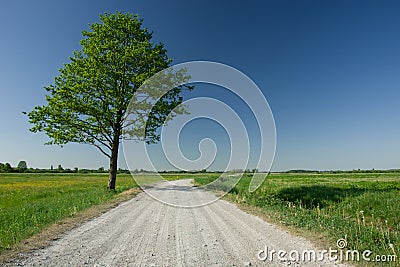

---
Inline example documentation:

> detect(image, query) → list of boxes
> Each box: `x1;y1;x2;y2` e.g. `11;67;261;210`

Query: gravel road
15;179;348;266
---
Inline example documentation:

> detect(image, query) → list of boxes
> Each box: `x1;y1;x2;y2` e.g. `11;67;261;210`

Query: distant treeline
0;163;218;174
0;162;123;174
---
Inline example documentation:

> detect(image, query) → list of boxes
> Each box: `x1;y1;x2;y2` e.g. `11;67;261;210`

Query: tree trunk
108;132;120;190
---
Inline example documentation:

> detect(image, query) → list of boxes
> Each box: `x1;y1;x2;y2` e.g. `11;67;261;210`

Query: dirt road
15;180;347;266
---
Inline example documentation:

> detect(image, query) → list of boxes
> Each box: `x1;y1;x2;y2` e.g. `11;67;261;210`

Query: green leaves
27;11;192;160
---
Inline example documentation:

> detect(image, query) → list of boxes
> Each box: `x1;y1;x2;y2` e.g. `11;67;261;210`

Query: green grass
0;173;138;251
194;172;400;266
0;172;198;252
2;172;399;265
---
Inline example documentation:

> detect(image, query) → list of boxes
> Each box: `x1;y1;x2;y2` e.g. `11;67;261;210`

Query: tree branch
69;119;113;150
92;143;111;158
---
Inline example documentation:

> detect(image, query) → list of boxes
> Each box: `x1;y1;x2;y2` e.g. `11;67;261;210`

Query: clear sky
1;0;399;171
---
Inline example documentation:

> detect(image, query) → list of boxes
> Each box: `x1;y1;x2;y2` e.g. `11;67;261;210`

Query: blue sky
0;0;399;171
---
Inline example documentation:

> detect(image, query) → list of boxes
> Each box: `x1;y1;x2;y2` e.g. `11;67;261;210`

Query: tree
26;12;192;190
3;163;12;172
17;161;28;171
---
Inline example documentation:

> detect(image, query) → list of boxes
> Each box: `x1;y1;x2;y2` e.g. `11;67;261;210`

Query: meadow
1;171;399;266
0;173;139;251
195;172;400;265
0;172;205;252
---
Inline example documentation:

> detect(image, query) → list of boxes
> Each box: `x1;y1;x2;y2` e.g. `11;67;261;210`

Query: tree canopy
26;12;192;189
17;161;28;171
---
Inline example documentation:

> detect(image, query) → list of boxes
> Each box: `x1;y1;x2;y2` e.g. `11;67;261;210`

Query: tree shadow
275;185;366;208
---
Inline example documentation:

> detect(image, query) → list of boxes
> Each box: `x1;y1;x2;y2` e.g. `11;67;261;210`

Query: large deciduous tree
26;12;191;190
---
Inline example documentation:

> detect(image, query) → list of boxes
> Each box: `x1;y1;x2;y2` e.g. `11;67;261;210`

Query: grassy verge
0;173;138;252
194;173;399;266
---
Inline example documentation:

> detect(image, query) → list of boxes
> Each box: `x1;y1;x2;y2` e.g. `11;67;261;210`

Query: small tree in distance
17;161;28;171
4;163;12;173
26;12;192;190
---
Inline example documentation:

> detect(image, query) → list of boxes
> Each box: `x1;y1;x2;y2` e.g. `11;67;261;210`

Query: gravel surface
13;179;349;266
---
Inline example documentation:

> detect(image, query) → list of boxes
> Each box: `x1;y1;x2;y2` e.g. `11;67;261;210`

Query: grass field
1;172;399;265
0;173;139;251
0;172;203;252
195;172;399;265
